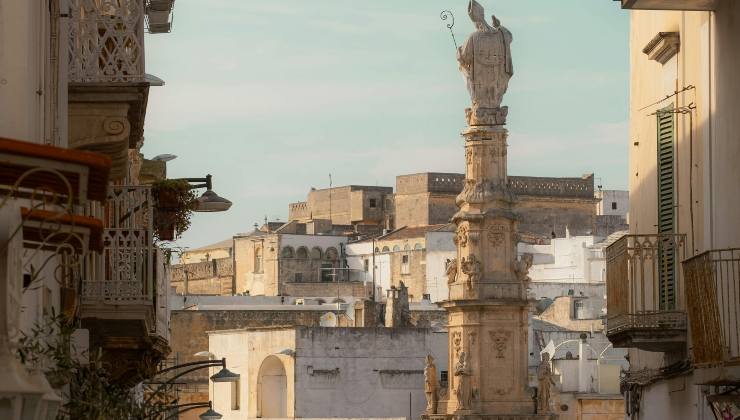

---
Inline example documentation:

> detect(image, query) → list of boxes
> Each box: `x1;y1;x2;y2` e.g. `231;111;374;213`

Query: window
296;246;308;259
413;243;423;251
573;299;586;320
363;259;369;272
325;247;339;260
321;263;333;282
401;254;410;275
393;245;401;252
657;106;676;309
310;247;322;260
231;379;240;410
254;246;263;273
611;202;617;210
281;246;294;259
440;370;449;388
369;198;377;209
381;246;390;253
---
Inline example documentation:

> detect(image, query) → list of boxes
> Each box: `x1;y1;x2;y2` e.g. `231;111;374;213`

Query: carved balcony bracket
643;32;680;65
69;102;131;180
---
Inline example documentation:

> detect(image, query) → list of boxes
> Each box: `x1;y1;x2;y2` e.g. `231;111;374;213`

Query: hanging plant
151;179;196;241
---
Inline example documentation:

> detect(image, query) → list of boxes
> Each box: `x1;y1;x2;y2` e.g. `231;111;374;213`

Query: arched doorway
257;355;287;418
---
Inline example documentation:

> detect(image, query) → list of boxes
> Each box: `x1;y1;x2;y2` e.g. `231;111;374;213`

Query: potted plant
151;179;196;241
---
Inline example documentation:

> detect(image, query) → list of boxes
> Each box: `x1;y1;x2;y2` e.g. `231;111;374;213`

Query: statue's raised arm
457;0;513;125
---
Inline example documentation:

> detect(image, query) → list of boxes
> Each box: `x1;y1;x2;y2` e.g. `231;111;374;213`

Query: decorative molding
643;32;680;65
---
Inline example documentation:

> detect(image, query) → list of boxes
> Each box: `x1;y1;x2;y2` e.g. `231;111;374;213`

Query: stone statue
424;354;439;414
513;253;533;283
461;255;482;290
537;352;556;413
445;258;458;284
454;351;472;410
457;0;513;125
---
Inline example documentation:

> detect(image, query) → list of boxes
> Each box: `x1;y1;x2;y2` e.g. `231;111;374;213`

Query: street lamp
182;174;232;212
199;402;223;420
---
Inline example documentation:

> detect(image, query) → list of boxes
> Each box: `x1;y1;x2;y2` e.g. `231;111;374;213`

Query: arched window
325;247;339;260
296;246;309;259
254;246;263;273
381;246;390;253
392;245;401;252
281;246;295;259
374;247;380;253
257;356;288;418
413;243;423;251
310;247;322;260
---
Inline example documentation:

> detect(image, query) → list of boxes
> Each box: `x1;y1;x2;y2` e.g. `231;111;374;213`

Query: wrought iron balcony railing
606;233;688;352
68;0;145;83
683;248;740;366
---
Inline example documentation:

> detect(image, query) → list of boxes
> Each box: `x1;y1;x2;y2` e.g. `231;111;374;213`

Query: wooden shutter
657;106;676;310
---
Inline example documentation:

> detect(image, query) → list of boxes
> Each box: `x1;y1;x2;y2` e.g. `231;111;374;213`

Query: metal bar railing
683;248;740;365
606;234;687;334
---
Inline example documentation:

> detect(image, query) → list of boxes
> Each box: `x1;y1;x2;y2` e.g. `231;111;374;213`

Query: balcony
81;185;170;384
683;249;740;369
606;234;688;352
615;0;717;10
67;0;152;179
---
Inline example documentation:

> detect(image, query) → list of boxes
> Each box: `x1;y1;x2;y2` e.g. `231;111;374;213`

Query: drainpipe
578;333;588;393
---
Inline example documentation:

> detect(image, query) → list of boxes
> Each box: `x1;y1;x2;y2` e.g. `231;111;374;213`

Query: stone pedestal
422;122;557;420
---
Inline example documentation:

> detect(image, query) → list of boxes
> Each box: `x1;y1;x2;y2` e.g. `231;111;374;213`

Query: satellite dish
320;312;337;327
151;154;177;162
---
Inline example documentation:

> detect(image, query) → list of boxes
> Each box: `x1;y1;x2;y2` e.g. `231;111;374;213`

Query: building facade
1;0;177;416
208;327;447;420
607;1;740;419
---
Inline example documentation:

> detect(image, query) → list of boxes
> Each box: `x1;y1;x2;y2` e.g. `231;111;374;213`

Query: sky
142;0;630;251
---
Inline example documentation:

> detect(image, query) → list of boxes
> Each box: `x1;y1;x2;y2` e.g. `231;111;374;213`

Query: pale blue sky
142;0;630;250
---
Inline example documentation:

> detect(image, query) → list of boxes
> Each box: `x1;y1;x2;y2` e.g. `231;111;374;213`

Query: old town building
607;1;740;419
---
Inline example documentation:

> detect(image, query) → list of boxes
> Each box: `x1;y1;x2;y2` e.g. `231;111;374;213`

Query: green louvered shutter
657;106;676;310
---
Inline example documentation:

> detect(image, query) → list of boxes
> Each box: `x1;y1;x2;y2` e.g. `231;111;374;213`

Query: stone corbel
68;103;131;180
642;32;680;65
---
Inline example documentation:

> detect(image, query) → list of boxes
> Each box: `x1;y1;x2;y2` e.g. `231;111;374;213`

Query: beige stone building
289;185;394;229
606;1;740;419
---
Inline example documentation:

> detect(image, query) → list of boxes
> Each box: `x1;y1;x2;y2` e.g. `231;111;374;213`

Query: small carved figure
445;258;458;284
537;352;556;413
513;253;533;283
461;254;482;290
424;355;439;414
454;351;472;411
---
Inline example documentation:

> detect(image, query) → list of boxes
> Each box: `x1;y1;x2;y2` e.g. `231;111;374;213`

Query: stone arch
392;245;401;252
413;243;423;250
325;247;339;260
257;355;288;418
281;246;295;258
374;247;380;253
310;247;322;260
296;246;309;259
381;246;390;253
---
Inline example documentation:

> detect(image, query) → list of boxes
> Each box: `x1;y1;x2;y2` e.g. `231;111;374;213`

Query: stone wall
281;281;371;299
170;258;233;295
288;185;394;226
393;173;598;235
169;309;351;388
388;249;426;301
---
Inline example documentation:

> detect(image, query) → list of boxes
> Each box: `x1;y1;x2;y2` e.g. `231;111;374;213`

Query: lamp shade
199;406;223;420
210;367;240;383
194;190;232;212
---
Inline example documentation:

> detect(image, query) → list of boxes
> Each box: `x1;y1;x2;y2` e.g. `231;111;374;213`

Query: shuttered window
657;106;676;310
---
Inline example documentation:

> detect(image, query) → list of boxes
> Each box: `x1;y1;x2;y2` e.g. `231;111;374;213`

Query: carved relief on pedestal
454;226;469;248
487;224;507;249
489;331;510;359
452;331;463;355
